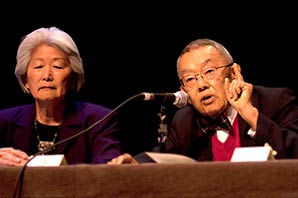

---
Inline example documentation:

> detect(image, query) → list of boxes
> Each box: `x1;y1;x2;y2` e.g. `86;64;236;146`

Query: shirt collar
226;106;237;125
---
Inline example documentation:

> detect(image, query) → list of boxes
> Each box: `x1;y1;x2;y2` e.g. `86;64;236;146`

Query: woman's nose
42;67;53;81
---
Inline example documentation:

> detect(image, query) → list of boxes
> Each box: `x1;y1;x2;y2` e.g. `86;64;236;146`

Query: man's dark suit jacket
166;85;298;161
0;101;122;164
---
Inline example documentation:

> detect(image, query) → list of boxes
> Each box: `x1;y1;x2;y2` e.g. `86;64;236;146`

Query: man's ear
231;63;244;81
180;86;192;105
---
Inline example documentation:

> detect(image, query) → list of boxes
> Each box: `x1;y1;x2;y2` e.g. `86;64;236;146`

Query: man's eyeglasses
180;62;234;89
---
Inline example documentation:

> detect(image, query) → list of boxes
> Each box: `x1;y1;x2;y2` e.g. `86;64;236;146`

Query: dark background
1;3;297;155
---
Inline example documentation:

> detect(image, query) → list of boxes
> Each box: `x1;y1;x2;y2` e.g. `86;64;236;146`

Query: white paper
231;146;272;162
145;152;197;164
27;154;67;167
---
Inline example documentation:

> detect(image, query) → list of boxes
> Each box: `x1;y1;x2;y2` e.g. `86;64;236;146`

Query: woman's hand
0;147;29;166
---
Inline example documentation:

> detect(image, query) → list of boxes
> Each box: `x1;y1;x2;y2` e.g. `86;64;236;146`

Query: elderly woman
0;27;122;165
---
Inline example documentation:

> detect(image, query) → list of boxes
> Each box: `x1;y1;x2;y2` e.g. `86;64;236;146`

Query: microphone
142;91;188;108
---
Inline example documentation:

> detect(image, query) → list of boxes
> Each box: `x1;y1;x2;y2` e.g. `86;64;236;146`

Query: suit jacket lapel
238;91;260;146
13;105;36;154
55;105;84;153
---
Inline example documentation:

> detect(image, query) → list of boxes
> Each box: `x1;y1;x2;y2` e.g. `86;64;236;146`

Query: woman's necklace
34;119;61;153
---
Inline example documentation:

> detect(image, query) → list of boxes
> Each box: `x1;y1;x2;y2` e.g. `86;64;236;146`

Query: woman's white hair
15;26;84;94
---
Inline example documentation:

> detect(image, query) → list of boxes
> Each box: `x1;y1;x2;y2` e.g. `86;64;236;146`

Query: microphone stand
157;105;168;153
